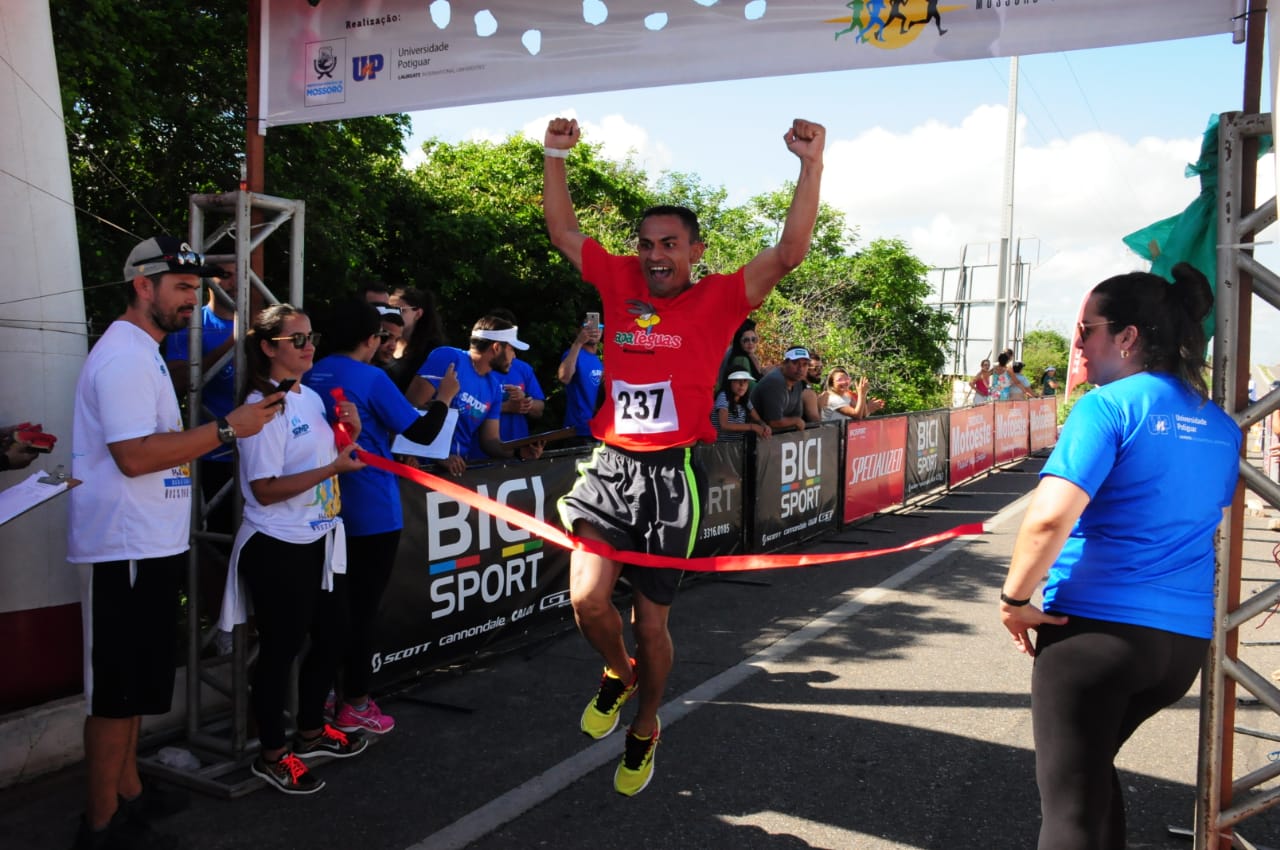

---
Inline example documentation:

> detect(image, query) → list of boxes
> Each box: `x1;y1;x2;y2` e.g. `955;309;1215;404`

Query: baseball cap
726;370;754;381
1045;365;1057;372
783;347;811;361
124;235;225;281
473;326;530;351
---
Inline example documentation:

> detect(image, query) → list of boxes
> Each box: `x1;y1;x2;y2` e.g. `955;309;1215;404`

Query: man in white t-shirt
67;235;279;849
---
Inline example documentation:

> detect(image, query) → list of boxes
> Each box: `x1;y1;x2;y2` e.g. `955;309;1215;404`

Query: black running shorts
557;443;703;606
79;555;185;717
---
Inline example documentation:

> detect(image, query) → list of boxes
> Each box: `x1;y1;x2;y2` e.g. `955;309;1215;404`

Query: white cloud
823;104;1218;352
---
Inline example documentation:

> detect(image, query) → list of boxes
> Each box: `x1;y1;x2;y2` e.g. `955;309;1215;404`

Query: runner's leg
629;592;672;738
569;522;631;679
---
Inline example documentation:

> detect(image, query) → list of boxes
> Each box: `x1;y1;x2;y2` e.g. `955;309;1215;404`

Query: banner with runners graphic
260;0;1232;129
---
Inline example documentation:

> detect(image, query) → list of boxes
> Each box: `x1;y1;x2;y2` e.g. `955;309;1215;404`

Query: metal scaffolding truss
1197;110;1280;849
931;239;1036;377
145;187;305;796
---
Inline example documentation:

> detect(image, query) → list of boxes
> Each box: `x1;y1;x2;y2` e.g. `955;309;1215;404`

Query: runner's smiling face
637;214;704;298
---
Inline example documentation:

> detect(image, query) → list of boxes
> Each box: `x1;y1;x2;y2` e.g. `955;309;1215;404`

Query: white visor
473;326;530;351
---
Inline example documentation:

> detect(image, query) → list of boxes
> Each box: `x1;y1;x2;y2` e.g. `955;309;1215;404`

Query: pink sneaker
334;699;396;735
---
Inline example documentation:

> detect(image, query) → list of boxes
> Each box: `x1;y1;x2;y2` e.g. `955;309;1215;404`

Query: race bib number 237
612;379;678;435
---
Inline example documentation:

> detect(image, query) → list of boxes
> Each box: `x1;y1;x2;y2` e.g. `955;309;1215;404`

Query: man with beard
407;314;545;475
68;236;279;849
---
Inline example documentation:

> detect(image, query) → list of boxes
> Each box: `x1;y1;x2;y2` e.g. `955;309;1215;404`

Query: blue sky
402;33;1279;368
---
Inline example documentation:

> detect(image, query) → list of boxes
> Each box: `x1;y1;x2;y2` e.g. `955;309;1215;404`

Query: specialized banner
260;0;1233;129
994;401;1030;464
754;423;841;550
691;440;748;558
843;416;907;524
905;410;949;499
949;404;994;487
371;454;580;689
1028;397;1058;452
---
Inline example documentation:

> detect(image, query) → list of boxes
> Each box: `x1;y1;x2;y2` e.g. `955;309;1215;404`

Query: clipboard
0;468;80;527
500;427;578;451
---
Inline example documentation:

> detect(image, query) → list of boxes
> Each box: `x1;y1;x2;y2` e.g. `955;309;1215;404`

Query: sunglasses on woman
270;331;321;349
1077;320;1111;341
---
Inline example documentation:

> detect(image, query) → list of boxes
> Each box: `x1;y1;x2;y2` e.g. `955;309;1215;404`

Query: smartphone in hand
584;312;600;330
271;378;297;407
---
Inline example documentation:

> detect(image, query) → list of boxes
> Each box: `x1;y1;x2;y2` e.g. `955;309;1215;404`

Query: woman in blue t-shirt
999;263;1240;850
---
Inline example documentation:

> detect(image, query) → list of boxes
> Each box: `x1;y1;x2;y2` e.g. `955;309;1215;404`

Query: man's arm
741;120;826;307
543;117;588;271
558;330;591;384
107;396;280;478
167;334;235;395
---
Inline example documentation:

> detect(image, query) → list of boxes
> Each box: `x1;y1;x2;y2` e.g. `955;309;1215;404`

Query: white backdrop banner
261;0;1234;129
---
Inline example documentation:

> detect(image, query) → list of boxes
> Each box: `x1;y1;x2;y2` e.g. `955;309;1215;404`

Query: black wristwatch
215;417;238;446
1000;591;1032;607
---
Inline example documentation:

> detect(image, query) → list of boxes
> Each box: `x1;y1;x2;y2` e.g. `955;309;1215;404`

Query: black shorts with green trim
557;442;705;606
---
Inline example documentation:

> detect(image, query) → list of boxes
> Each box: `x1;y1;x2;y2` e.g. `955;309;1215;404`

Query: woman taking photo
222;304;368;795
716;319;763;393
970;358;993;404
999;263;1240;850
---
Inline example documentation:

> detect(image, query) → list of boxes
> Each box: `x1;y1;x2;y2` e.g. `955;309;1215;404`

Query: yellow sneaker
580;659;638;739
613;716;660;797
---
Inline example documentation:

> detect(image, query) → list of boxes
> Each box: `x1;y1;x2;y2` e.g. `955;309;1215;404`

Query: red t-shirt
581;239;752;451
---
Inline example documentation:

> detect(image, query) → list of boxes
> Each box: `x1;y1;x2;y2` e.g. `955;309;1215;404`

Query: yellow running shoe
579;659;637;739
613;716;660;797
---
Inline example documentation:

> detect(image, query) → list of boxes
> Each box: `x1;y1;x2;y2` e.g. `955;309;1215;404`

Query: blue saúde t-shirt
561;346;603;438
1040;371;1240;638
418;347;503;460
497;357;545;442
166;305;235;462
304;354;421;536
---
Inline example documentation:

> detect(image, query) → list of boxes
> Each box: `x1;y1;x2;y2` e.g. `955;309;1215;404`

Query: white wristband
543;147;570;159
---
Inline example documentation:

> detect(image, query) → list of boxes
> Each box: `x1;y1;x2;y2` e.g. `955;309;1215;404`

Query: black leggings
325;530;400;699
238;532;343;749
1032;616;1207;850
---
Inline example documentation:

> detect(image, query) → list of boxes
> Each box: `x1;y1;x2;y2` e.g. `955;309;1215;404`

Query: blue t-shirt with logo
498;357;545;442
1040;371;1240;638
561;346;603;437
303;354;420;536
166;305;235;462
419;348;503;460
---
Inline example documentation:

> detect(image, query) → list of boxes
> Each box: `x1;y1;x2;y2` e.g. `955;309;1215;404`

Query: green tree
51;0;414;332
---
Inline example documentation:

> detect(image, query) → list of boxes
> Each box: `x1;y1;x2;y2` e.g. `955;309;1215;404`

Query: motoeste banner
949;403;994;487
260;0;1234;128
994;400;1030;464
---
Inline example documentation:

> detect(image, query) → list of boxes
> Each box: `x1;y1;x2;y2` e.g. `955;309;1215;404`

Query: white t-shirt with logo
68;320;191;562
238;386;342;544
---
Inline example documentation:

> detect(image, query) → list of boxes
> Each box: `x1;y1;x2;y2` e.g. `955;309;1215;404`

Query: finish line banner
261;0;1233;128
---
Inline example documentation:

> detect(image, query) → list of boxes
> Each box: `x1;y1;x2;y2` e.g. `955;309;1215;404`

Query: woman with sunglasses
304;300;459;739
999;263;1240;849
715;319;763;394
219;304;367;795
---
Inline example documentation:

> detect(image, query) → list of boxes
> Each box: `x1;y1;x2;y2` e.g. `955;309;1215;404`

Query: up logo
353;54;384;81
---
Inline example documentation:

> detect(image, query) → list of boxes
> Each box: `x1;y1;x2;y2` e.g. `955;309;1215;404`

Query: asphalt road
6;455;1280;850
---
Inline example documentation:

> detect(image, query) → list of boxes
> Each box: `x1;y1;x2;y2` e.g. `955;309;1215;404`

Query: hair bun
1169;262;1213;322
